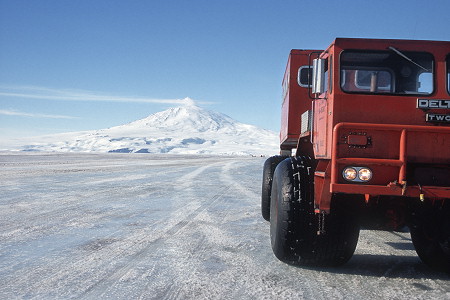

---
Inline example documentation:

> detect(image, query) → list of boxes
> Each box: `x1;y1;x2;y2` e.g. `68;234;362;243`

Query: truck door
312;54;331;158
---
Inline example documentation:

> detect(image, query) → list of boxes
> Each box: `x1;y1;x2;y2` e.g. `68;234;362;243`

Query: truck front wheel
270;156;359;266
410;199;450;273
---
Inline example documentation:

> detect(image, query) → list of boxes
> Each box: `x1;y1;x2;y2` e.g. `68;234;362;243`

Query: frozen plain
0;152;449;299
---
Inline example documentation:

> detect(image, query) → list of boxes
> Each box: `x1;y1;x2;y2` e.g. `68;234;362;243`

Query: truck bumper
330;122;450;200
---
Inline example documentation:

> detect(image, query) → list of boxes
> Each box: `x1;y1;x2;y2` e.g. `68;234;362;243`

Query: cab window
340;50;434;95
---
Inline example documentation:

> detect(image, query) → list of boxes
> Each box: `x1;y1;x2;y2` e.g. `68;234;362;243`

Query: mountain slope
12;104;279;156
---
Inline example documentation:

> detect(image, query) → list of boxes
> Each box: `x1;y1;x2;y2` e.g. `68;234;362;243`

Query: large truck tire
410;199;450;273
270;156;360;266
261;155;286;221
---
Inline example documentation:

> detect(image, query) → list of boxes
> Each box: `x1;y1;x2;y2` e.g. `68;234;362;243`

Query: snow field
0;153;449;299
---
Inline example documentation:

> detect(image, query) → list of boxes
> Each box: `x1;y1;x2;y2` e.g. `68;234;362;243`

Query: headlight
358;168;372;181
343;167;357;181
343;166;372;182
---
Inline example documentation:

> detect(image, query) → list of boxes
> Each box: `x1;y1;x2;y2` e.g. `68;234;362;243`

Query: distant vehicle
262;38;450;272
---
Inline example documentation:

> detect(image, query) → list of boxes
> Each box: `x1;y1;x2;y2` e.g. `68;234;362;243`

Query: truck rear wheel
261;155;286;221
270;156;359;266
410;200;450;273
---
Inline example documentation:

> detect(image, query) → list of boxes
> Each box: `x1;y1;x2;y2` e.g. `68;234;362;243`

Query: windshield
340;50;434;95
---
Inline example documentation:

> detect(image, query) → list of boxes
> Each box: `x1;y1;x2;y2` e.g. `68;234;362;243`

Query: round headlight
343;167;357;181
358;168;372;181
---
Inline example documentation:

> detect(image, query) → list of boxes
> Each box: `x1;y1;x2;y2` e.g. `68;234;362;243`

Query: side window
447;55;450;95
324;59;330;93
297;66;312;87
328;56;333;93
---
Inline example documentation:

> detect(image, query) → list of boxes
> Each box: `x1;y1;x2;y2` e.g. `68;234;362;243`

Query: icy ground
1;153;449;299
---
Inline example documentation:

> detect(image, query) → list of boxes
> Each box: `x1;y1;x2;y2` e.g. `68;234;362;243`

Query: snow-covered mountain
8;103;279;156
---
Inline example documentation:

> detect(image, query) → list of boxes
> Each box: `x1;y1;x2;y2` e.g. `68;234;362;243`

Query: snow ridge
10;103;279;156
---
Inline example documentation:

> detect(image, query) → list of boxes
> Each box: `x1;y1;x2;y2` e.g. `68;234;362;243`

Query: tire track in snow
219;160;260;199
81;188;231;299
78;161;232;299
135;159;253;299
154;197;239;298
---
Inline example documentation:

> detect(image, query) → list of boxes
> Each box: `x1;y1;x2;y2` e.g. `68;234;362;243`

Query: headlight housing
342;166;372;182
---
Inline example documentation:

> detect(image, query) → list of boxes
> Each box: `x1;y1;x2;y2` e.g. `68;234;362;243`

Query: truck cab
311;38;450;211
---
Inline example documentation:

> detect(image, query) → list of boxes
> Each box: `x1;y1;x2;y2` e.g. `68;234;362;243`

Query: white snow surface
2;103;279;156
1;153;449;299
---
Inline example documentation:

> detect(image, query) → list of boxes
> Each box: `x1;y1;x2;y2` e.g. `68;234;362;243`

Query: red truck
262;38;450;272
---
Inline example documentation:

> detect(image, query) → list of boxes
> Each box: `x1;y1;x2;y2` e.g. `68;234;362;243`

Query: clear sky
1;0;449;141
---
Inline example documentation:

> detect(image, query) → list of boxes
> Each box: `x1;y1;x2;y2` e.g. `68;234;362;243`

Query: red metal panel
280;50;321;150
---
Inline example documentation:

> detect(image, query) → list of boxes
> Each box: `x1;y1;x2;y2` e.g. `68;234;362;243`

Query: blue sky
1;0;449;141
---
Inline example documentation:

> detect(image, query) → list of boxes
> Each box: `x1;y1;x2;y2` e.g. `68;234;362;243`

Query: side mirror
312;58;325;94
